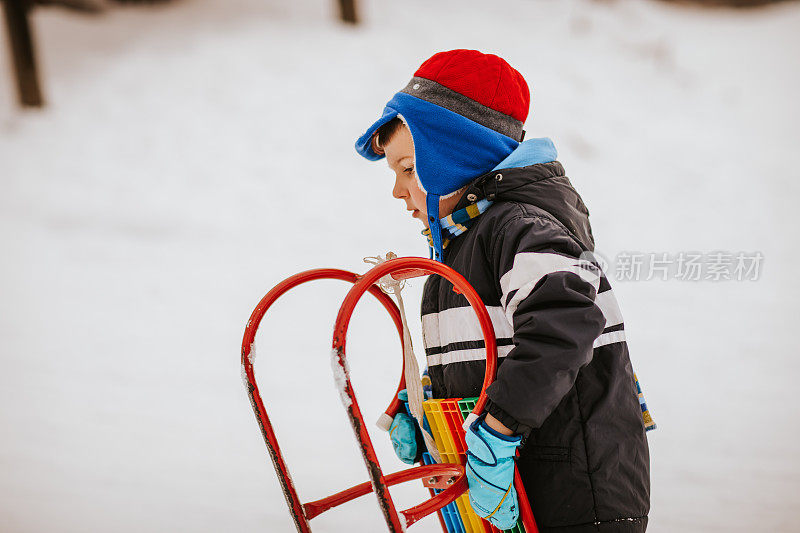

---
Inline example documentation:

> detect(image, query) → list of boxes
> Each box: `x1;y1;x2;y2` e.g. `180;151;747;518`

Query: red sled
241;256;540;532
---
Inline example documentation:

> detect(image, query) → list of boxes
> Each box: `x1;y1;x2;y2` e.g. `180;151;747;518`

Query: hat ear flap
426;193;443;262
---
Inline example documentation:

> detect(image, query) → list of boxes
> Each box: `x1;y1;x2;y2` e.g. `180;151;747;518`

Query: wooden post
337;0;358;24
2;0;44;107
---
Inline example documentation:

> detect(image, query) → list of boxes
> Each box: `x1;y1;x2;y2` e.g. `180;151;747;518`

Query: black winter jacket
421;161;650;532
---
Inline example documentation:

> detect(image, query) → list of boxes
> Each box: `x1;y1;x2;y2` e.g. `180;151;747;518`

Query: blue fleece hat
355;50;530;261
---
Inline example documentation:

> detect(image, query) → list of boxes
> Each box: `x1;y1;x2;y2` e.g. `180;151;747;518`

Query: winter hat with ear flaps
355;49;531;262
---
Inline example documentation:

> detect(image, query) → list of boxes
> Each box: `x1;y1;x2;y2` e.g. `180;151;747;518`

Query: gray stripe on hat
401;76;525;141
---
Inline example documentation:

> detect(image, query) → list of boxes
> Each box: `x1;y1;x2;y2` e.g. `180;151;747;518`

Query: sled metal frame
241;257;539;532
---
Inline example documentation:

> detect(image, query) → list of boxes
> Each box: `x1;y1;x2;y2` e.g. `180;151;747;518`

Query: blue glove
465;415;522;530
389;390;421;464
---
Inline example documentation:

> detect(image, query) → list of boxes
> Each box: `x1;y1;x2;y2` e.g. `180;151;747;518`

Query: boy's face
382;125;430;228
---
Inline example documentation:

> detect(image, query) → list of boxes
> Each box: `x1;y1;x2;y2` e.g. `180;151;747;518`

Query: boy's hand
465;415;522;530
388;390;421;464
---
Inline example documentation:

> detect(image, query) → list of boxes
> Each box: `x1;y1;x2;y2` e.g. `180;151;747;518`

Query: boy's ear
370;133;384;156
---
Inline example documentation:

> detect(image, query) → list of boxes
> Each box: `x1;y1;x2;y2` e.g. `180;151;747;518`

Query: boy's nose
392;174;406;199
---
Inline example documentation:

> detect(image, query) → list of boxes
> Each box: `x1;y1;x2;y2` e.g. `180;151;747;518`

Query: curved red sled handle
330;257;499;531
368;259;499;429
241;268;407;532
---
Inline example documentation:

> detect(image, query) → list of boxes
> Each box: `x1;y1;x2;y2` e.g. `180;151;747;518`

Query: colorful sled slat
417;397;528;533
423;452;466;533
423;400;485;533
423;400;464;465
457;398;478;421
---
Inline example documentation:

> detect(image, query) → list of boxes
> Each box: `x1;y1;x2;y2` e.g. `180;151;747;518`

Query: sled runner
241;256;539;532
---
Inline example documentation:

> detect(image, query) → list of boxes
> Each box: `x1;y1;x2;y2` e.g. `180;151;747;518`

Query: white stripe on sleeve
594;329;626;348
500;252;602;324
595;289;624;328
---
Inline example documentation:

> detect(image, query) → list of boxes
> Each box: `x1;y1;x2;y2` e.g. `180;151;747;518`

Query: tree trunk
3;0;44;107
338;0;358;24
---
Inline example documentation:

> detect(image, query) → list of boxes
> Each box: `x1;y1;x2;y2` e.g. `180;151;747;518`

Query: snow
244;341;256;367
330;348;353;409
1;0;799;532
399;512;409;532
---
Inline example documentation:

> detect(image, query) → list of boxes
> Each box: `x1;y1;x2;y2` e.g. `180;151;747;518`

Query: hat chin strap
426;193;444;262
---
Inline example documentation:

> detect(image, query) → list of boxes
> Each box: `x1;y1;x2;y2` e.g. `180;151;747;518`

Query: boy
355;49;650;532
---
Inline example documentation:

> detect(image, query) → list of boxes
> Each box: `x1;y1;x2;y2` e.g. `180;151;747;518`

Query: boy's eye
404;167;415;174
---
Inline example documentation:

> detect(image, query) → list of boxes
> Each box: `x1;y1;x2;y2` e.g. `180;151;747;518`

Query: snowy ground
1;0;799;531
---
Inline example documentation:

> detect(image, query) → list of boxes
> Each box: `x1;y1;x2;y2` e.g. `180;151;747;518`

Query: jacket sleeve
484;211;606;436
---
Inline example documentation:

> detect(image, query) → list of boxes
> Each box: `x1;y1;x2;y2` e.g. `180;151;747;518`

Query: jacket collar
421;137;562;254
448;137;595;252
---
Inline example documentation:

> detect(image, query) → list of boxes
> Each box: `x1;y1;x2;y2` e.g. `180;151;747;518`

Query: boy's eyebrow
389;154;413;167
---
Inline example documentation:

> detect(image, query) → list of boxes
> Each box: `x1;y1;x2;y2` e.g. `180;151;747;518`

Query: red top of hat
414;49;530;124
